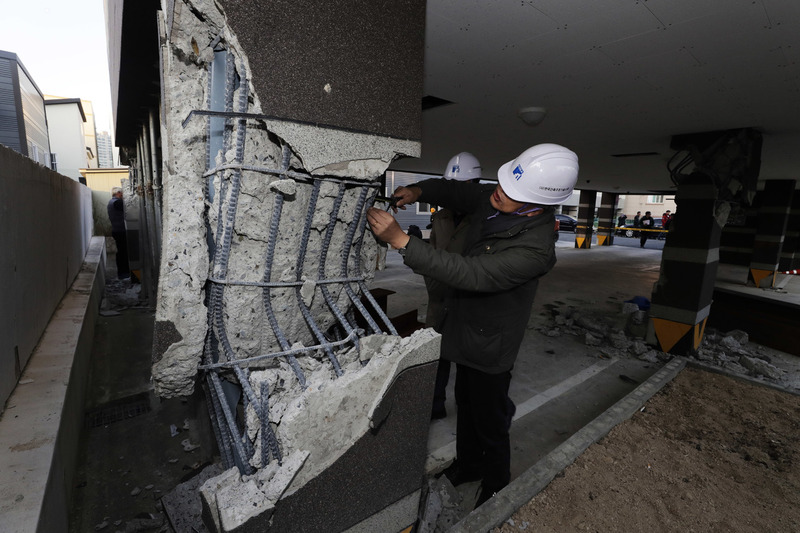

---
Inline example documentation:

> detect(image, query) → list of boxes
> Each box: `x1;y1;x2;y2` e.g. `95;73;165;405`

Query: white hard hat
443;152;482;181
497;144;579;205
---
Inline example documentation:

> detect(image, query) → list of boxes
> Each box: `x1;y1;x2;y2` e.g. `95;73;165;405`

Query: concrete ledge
0;237;106;533
450;357;687;533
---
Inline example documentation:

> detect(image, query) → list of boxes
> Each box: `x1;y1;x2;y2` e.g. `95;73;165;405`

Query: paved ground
68;237;799;531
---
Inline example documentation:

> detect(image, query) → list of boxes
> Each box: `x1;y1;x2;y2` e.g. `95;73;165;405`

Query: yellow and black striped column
649;173;720;354
575;189;596;249
596;192;618;246
779;189;800;271
719;202;757;266
748;180;796;287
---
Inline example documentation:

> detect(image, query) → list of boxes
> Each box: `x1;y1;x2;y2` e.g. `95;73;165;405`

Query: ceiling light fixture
517;106;548;126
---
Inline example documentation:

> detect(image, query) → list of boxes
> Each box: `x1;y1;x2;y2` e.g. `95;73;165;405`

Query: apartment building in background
96;130;114;167
44;97;88;181
0;50;52;168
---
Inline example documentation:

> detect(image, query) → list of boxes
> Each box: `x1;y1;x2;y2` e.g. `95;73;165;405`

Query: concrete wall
0;144;93;412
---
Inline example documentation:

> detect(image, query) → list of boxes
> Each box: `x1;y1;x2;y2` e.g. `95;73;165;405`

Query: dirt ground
496;367;800;533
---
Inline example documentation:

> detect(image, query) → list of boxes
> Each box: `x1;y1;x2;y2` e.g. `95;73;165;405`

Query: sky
0;0;114;136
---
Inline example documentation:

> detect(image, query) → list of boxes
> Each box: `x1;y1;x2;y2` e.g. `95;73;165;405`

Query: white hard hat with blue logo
443;152;482;181
497;143;579;205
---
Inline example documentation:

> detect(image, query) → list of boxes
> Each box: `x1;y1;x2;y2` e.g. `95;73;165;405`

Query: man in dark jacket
367;144;579;507
639;210;654;248
107;186;131;279
428;151;482;420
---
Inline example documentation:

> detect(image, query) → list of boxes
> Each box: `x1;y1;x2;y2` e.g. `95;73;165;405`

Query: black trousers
112;230;130;278
432;358;451;413
454;364;513;492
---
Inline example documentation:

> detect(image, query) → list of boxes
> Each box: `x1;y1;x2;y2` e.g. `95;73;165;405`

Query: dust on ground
496;367;800;532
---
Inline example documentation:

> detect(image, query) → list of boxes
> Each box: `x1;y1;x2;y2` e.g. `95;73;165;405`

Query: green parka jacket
401;179;557;374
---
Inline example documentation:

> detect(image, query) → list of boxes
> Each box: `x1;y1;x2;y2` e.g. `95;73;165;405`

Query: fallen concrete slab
200;329;440;532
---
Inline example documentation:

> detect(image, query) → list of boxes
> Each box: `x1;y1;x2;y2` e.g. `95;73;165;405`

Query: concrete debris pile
696;329;786;382
536;305;668;364
538;305;789;387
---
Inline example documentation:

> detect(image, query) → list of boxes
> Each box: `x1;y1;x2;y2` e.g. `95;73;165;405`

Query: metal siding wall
0;57;22;151
17;64;50;164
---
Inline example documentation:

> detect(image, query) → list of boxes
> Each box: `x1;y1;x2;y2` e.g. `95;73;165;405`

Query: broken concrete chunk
726;329;749;345
720;335;742;351
739;355;783;380
181;438;200;452
638;350;660;364
298;278;315;307
269;178;297;196
574;314;608;335
621;302;640;314
584;332;602;346
629;340;649;356
254;450;309;502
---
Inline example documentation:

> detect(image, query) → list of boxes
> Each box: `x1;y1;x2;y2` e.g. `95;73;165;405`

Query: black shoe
475;483;506;509
437;461;482;487
431;405;447;420
475;487;495;508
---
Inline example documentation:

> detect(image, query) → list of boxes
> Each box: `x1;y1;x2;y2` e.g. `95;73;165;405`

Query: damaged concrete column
151;0;435;531
649;173;720;354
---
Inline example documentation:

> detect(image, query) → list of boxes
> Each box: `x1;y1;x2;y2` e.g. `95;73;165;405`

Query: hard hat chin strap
512;204;543;216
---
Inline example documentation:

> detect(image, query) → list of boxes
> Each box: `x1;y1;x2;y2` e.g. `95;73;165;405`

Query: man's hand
390;186;422;212
367;208;411;250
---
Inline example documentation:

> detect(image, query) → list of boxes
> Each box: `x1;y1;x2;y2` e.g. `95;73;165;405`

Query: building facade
0;50;52;168
96;130;114;167
44;98;88;180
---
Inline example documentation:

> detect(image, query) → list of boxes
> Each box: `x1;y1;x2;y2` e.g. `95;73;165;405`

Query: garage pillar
648;173;720;354
596;192;617;246
575;189;596;249
748;179;796;287
778;189;800;272
719;202;757;267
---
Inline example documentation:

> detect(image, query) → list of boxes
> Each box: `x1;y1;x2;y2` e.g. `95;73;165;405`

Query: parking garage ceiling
389;0;800;194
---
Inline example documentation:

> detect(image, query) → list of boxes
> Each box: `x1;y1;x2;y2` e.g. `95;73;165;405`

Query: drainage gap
84;392;152;428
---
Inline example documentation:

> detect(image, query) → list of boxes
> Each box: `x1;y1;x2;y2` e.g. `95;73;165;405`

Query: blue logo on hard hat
513;164;524;181
452;165;460;174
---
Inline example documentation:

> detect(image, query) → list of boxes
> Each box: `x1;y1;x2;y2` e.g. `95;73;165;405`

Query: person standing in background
428;152;482;420
107;187;131;280
639;210;654;248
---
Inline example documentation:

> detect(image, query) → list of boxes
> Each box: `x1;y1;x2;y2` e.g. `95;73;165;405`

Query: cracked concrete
201;330;440;532
151;1;428;531
154;0;420;398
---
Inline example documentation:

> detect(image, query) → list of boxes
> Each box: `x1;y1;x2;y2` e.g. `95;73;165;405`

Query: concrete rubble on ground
416;476;468;533
538;303;793;389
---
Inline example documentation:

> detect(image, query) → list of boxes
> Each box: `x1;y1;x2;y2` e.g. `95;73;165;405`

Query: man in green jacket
367;143;579;507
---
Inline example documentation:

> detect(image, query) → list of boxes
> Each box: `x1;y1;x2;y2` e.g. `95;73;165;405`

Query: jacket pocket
460;323;504;368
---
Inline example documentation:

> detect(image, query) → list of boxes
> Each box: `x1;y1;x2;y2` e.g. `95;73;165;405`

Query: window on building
647;195;664;204
417;202;431;215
